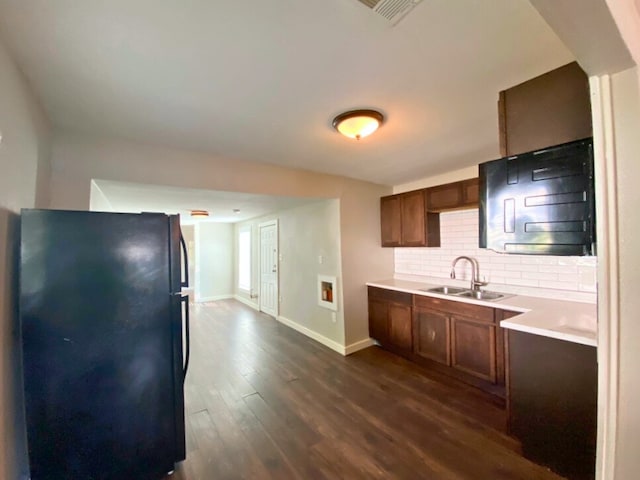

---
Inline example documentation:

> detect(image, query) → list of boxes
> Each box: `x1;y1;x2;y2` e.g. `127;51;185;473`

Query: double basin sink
419;286;507;301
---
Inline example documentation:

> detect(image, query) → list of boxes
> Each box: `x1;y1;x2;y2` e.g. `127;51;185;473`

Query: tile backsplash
394;209;597;300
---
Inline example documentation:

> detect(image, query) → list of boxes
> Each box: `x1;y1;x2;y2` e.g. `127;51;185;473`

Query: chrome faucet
450;256;489;292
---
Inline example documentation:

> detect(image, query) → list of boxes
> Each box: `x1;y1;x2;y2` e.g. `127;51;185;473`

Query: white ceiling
93;179;321;223
0;0;574;185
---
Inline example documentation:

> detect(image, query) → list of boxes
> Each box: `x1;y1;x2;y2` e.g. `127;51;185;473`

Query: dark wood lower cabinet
368;287;596;478
413;307;450;365
411;295;504;397
367;287;413;355
368;299;389;344
450;315;496;383
507;330;597;480
368;290;515;400
388;303;412;351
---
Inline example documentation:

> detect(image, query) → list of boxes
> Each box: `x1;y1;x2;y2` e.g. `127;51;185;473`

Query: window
238;228;251;291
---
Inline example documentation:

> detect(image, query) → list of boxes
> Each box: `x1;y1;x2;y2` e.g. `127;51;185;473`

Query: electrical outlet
331;312;337;323
318;255;323;264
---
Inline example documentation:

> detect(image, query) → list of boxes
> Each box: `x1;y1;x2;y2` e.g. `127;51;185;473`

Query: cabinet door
461;178;479;207
498;62;591;157
508;330;597;480
368;299;388;343
380;195;402;247
413;307;450;365
426;179;479;212
400;190;426;246
388;303;412;352
426;182;462;211
451;315;496;383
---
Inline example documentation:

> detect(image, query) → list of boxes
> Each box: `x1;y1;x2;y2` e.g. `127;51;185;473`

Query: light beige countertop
366;278;597;347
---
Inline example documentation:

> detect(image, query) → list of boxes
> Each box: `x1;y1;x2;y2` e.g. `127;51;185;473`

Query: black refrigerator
19;209;189;480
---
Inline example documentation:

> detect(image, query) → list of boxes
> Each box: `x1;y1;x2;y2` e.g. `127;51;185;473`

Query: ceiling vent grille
355;0;423;25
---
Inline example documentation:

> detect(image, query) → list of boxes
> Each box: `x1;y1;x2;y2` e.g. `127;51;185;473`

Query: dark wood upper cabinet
380;178;479;247
400;190;427;246
380;190;440;247
498;62;592;157
380;195;402;246
461;178;479;205
426;178;479;212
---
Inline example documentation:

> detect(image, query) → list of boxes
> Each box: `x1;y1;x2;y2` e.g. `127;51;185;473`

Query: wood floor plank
163;300;565;480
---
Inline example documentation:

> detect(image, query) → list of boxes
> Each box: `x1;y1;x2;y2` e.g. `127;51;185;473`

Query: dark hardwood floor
165;300;564;480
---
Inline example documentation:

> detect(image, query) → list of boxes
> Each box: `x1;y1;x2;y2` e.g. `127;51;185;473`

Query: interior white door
259;220;278;317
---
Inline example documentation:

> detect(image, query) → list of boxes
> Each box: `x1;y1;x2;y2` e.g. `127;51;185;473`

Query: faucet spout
450;256;488;292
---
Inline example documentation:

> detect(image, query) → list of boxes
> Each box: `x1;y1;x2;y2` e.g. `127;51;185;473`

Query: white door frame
258;219;279;317
590;75;619;480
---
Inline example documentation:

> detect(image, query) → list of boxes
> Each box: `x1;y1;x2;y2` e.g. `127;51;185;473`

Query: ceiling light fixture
190;209;209;218
332;109;384;140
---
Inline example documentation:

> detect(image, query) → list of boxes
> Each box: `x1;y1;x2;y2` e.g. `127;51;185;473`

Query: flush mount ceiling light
332;109;384;140
190;209;209;218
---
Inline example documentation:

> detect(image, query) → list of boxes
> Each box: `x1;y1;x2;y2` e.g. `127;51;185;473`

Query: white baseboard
274;317;376;356
233;294;259;311
344;338;376;355
276;315;347;356
197;294;233;303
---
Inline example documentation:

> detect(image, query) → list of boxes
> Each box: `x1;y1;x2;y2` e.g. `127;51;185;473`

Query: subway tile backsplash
394;209;597;300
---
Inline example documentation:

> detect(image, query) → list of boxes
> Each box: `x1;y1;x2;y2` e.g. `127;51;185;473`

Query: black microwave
479;138;595;256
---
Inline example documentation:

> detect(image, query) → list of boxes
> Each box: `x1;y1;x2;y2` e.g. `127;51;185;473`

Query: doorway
259;219;278;317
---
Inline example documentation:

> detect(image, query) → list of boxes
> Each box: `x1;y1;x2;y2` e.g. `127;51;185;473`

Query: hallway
166;300;562;480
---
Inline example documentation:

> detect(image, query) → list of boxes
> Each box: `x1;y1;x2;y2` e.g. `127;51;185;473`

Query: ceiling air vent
355;0;423;25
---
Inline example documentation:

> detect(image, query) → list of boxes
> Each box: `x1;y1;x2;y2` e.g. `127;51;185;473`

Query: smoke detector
354;0;423;25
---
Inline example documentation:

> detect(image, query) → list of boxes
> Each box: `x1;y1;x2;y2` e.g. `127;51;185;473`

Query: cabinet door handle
430;330;436;341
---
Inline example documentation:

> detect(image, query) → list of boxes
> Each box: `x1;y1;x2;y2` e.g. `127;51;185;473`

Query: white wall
89;179;115;212
195;222;233;302
0;39;51;480
393;165;478;194
49;131;394;348
180;224;196;291
395;209;597;301
610;66;640;480
234;200;346;348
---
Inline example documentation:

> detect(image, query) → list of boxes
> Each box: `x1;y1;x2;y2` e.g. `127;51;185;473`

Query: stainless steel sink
456;290;505;301
421;286;469;295
418;286;508;301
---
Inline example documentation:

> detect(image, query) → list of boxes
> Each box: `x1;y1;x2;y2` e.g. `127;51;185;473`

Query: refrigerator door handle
181;295;190;380
180;234;189;288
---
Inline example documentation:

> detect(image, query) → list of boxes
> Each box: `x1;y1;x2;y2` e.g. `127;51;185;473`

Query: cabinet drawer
413;295;494;323
368;287;412;305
